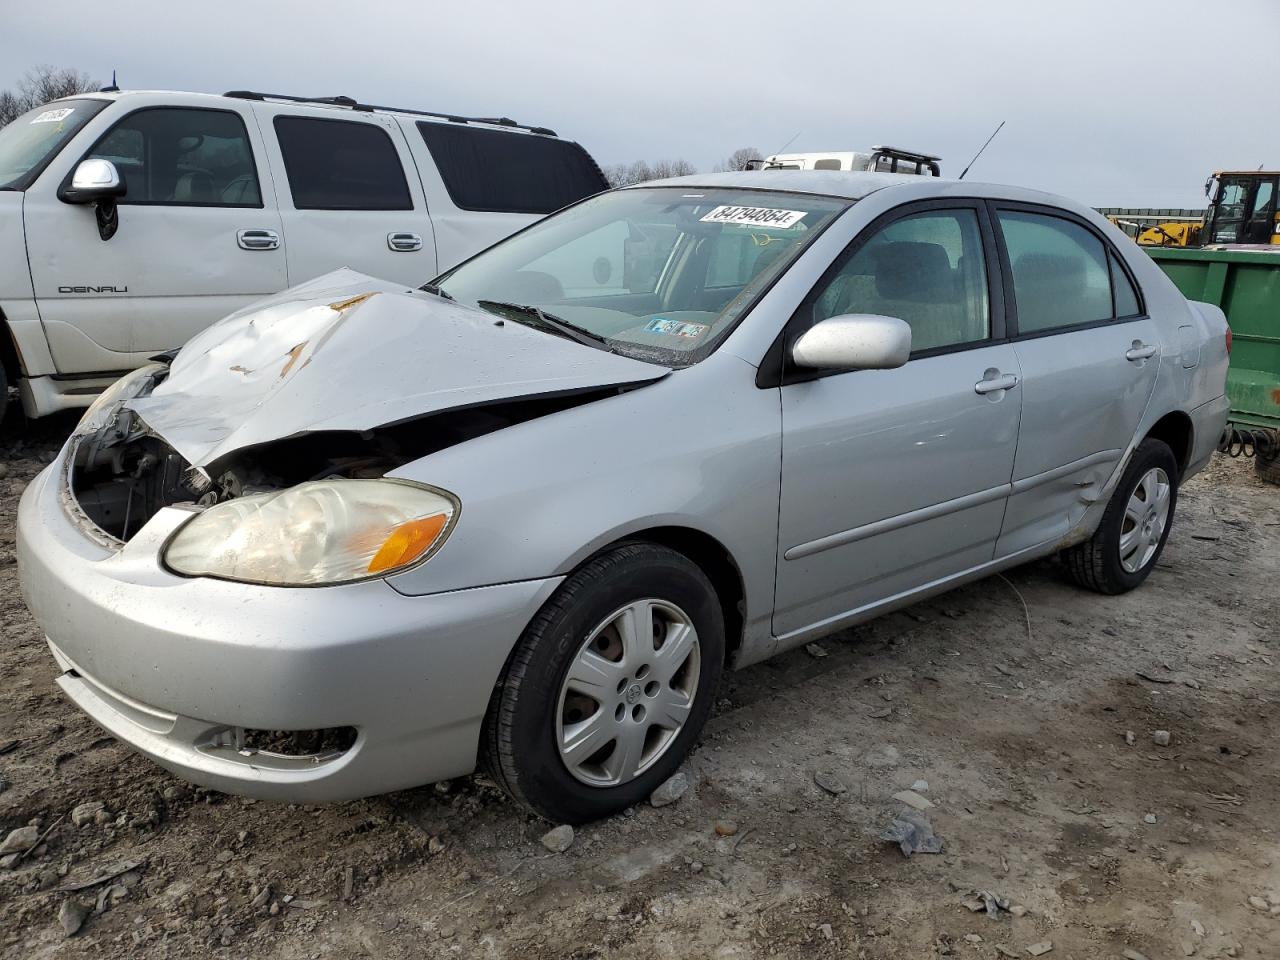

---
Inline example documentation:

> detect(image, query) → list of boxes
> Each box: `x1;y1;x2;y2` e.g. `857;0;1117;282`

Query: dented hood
126;269;669;466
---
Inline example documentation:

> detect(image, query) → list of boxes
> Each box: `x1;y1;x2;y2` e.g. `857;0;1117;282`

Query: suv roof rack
222;90;558;137
871;145;942;163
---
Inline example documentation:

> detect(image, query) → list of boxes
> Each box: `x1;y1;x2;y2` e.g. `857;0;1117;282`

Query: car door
258;108;435;285
773;201;1022;641
23;103;287;373
991;204;1162;557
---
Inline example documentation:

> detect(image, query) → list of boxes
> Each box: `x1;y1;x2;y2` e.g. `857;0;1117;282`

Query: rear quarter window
416;122;607;214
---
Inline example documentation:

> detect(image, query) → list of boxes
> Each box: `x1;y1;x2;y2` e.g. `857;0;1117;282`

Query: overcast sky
3;0;1276;207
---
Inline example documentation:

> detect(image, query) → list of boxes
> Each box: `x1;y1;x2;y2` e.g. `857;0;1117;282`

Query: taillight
1225;327;1233;354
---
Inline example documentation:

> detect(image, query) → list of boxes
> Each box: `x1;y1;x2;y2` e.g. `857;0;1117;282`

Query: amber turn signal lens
367;513;449;573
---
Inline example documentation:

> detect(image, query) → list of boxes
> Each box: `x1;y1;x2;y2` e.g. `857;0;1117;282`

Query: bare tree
0;65;100;127
715;147;763;172
602;158;697;188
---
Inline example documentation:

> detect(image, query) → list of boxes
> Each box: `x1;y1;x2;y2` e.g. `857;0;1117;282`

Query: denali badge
58;285;129;294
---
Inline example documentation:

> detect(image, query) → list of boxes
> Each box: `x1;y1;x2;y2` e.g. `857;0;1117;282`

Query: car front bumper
16;459;562;802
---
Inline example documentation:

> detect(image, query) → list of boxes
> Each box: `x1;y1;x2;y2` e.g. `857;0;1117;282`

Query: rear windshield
417;121;608;214
0;98;108;190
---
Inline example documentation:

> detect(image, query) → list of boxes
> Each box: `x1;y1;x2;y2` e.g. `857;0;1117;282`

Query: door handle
387;232;423;252
237;229;280;251
1125;341;1158;361
974;372;1019;395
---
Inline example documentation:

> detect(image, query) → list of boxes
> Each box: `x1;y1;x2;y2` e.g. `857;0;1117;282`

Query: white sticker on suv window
699;205;806;229
31;108;74;124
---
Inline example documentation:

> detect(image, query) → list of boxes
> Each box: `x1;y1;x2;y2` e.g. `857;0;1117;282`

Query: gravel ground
2;409;1278;960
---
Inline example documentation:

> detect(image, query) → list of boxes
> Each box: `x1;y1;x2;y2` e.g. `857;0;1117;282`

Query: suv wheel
483;542;724;823
1062;438;1179;595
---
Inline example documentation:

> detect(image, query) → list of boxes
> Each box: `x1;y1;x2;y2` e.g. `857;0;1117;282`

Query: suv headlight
75;362;167;436
164;479;459;586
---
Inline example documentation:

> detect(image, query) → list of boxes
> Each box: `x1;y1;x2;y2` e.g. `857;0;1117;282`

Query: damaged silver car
17;171;1230;823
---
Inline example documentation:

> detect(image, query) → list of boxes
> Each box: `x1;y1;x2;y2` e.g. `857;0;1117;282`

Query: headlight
76;362;167;436
163;479;459;586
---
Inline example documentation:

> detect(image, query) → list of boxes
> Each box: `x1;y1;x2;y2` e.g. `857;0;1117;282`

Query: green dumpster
1145;247;1280;482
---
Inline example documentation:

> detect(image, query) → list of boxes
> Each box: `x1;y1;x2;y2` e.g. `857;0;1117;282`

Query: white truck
749;145;942;176
0;89;609;420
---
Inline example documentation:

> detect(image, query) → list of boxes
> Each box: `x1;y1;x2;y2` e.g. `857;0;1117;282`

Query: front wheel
482;542;724;823
1061;438;1179;595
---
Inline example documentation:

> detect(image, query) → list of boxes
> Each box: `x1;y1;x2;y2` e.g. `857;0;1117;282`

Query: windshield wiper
476;300;610;350
419;282;455;301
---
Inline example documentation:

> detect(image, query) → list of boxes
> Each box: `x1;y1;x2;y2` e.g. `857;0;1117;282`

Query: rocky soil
2;410;1278;959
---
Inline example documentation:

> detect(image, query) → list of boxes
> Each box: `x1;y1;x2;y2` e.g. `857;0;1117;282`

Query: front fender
383;352;781;644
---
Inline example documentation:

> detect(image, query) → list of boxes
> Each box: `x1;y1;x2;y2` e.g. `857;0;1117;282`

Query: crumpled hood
126;269;669;466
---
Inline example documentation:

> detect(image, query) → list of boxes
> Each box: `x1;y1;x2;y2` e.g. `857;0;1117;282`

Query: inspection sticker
31;108;74;124
645;317;708;338
699;205;806;229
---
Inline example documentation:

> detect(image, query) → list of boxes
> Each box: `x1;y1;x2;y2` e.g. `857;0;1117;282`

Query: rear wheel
483;542;724;823
1062;438;1179;595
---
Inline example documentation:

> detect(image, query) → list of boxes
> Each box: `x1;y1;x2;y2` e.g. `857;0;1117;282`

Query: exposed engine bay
70;372;629;542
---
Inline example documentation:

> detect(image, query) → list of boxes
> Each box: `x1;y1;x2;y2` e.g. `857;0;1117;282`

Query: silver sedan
17;171;1230;823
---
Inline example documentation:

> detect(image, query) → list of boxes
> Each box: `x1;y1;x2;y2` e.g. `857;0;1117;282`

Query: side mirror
60;159;125;242
61;159;126;203
791;314;912;372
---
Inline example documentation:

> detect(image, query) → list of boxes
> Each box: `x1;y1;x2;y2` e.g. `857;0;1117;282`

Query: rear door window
85;107;261;206
273;116;412;210
997;211;1113;333
416;122;607;214
1110;252;1141;318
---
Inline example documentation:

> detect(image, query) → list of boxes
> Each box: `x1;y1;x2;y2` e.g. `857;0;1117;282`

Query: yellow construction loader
1111;170;1280;248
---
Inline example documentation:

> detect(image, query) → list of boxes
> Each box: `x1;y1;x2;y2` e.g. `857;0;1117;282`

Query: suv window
998;211;1116;333
86;107;261;206
417;122;607;214
274;116;411;211
809;209;990;353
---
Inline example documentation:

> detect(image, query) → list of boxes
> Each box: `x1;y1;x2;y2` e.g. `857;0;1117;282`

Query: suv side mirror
59;159;126;241
62;159;126;203
791;314;912;371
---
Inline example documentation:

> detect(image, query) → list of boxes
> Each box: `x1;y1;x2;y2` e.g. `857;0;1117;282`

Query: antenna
100;70;119;93
772;131;801;157
958;120;1005;181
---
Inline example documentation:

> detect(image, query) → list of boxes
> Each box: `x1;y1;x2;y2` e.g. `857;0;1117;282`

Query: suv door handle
388;232;423;252
237;229;280;251
974;372;1019;395
1125;341;1158;361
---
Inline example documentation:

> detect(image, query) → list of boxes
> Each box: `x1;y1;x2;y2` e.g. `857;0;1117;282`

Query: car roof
633;169;916;200
632;170;1103;221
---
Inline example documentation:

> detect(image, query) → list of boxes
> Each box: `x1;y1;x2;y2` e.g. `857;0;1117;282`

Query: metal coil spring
1219;425;1276;459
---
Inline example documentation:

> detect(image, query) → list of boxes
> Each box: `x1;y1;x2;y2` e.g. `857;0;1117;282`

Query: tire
1062;438;1179;595
0;363;8;428
483;542;724;823
1256;435;1280;486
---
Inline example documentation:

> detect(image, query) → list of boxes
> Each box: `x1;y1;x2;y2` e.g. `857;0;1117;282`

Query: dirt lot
1;411;1278;960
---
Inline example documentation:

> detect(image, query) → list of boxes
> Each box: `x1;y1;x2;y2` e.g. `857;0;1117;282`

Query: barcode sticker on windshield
31;108;74;124
700;205;806;229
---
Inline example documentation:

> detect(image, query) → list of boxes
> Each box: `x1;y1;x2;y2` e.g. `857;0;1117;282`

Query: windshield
435;186;848;364
0;98;109;190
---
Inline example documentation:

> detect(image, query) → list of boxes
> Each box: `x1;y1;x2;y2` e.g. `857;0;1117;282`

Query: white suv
0;89;608;420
